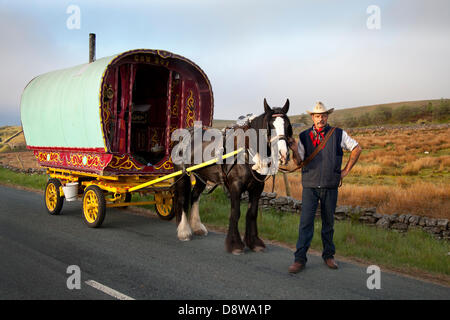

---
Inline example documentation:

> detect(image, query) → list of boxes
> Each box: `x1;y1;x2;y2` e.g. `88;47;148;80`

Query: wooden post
282;172;291;197
16;154;24;170
89;33;96;63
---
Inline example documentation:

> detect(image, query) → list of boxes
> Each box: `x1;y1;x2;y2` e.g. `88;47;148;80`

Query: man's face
311;113;328;129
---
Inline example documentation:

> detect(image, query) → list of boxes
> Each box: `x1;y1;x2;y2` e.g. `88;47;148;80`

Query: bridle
247;113;291;183
268;113;288;144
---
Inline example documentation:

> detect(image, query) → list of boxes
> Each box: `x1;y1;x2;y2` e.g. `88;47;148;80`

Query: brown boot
324;258;338;269
288;261;305;273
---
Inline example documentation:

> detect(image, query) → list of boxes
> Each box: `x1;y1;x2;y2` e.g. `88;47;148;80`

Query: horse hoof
192;224;208;236
231;249;244;255
177;232;192;241
252;246;265;252
194;229;208;236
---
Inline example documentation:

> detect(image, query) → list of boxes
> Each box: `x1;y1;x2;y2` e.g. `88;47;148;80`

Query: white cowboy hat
306;101;334;115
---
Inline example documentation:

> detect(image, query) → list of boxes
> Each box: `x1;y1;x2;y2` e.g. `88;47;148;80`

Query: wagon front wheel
82;185;106;228
45;179;64;215
154;191;174;220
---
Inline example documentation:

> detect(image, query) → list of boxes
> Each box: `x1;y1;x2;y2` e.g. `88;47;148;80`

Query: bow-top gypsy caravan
20;48;217;227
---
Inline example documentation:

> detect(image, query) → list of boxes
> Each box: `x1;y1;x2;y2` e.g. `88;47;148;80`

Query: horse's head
263;98;293;166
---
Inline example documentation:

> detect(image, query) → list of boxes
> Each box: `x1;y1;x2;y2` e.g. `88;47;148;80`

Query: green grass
1;167;449;280
0;167;47;189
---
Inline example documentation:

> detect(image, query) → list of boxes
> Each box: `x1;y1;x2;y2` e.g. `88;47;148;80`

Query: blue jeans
294;187;338;264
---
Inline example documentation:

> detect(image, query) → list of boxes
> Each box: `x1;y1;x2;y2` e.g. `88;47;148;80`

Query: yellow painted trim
128;148;243;192
106;201;156;208
46;168;119;181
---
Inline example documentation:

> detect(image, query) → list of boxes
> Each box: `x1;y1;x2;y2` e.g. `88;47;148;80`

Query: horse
172;98;298;255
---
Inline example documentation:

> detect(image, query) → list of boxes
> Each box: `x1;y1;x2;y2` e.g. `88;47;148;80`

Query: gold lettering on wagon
133;54;169;67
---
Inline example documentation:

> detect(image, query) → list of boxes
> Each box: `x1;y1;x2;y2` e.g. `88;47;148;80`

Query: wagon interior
109;64;172;167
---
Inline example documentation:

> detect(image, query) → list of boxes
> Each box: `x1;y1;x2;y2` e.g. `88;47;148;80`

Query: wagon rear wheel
45;179;64;215
154;191;174;220
82;185;106;228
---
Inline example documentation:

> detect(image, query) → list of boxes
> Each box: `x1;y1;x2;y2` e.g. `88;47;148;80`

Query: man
288;102;362;273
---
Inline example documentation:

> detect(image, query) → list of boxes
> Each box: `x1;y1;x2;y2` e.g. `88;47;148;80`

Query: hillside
290;99;450;128
0;126;25;152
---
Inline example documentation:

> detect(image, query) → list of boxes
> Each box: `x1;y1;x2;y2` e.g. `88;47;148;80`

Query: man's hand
341;168;350;179
340;145;362;182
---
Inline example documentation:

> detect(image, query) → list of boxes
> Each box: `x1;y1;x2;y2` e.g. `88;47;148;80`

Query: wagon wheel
44;178;64;215
82;185;106;228
154;191;174;220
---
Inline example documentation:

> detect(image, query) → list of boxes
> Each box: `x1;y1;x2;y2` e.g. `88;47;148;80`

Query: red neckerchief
309;125;326;147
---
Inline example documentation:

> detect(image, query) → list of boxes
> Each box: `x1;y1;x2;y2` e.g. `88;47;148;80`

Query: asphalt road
1;184;449;301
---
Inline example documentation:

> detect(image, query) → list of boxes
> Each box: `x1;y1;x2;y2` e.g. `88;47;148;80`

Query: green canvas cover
20;54;119;150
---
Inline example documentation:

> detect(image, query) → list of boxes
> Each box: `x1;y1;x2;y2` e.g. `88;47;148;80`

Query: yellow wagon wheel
82;185;106;228
154;191;174;220
44;178;64;215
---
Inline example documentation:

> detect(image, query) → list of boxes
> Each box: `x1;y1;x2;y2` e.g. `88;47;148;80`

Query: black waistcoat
299;125;343;189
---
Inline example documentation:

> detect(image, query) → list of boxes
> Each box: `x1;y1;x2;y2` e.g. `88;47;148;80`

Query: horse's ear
281;99;290;114
264;98;272;114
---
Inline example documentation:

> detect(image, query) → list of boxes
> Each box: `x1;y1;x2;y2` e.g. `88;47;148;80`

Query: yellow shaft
128;148;243;192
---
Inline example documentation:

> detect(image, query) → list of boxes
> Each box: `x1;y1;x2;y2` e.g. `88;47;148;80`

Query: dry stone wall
241;191;450;240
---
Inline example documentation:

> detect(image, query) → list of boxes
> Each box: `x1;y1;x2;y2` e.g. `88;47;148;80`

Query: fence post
282;172;291;197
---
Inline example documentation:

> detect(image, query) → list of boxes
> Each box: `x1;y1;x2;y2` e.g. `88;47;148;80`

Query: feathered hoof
231;248;244;255
192;224;208;236
177;229;192;242
252;246;265;252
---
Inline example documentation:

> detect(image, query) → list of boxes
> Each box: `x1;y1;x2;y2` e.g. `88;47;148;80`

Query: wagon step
128;148;243;192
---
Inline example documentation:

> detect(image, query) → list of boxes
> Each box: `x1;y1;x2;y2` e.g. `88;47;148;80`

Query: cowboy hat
306;101;334;115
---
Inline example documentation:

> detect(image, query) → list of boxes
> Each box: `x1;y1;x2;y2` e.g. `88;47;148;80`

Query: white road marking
85;280;135;300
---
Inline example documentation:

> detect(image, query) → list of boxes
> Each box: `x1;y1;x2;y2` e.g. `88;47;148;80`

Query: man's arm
341;144;362;179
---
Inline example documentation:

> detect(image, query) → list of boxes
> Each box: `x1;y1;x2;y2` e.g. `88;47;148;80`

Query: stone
285;196;294;206
425;218;437;227
335;206;350;215
442;230;450;240
359;216;377;224
266;192;277;199
273;197;288;205
364;207;377;216
391;223;408;232
408;215;420;226
292;200;302;210
423;226;442;235
373;212;383;219
376;216;391;229
436;219;449;230
419;217;427;226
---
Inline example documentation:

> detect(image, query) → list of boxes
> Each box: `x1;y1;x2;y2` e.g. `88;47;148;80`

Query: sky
0;0;449;126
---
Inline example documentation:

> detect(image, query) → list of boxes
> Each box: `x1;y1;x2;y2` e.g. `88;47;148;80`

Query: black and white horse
173;99;295;254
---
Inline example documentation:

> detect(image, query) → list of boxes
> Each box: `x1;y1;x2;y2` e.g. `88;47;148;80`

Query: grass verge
1;167;449;285
0;167;47;190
